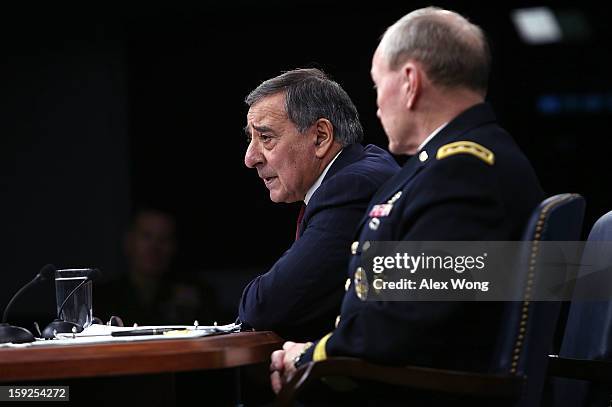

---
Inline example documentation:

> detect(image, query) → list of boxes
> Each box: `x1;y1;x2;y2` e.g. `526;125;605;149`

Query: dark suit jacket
238;144;399;341
302;103;544;371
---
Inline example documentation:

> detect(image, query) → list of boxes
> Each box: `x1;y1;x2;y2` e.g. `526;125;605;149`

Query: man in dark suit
239;68;399;341
271;7;544;393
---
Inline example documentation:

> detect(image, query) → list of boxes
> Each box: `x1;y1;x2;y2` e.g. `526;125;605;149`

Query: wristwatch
292;342;314;369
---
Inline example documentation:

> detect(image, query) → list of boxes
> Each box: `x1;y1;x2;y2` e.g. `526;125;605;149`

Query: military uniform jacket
239;143;399;342
302;103;544;371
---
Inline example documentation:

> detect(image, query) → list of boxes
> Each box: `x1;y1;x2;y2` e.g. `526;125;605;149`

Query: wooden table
0;331;282;382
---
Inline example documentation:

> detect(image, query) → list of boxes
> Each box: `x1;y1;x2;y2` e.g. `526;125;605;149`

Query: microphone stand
0;264;56;344
0;279;38;344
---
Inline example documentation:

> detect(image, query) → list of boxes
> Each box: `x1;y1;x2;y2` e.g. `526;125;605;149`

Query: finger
283;352;293;370
282;341;296;350
284;367;295;384
271;349;285;365
270;371;283;394
283;351;297;373
270;350;285;371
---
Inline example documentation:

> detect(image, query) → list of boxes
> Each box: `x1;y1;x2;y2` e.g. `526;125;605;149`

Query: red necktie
295;204;306;241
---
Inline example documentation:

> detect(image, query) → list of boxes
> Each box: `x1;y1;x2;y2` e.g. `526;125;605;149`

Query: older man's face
244;93;319;203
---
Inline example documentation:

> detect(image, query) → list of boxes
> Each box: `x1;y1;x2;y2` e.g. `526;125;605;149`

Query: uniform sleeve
295;332;332;366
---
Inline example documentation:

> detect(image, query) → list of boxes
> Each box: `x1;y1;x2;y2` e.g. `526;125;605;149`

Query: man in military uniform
270;7;544;394
239;68;399;341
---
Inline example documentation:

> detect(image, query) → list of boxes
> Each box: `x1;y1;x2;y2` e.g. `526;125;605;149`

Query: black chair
277;193;585;407
548;210;612;407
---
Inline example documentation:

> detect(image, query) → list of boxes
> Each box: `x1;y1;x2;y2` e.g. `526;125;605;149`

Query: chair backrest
495;193;585;406
553;210;612;407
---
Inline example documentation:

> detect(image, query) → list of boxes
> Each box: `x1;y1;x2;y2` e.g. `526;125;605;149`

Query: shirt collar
417;122;448;152
304;149;343;205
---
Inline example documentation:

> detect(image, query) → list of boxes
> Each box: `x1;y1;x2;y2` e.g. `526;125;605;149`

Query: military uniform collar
415;102;496;164
365;102;496;207
417;121;448;152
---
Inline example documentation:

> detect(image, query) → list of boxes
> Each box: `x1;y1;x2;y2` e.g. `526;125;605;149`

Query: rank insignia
436;141;495;165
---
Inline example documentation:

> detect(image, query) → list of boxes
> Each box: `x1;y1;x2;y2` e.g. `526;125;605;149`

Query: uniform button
350;241;359;255
345;278;351;292
362;241;371;252
419;150;428;162
335;315;341;328
369;218;380;230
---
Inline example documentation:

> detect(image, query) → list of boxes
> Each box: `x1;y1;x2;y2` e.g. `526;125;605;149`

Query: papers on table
0;323;241;348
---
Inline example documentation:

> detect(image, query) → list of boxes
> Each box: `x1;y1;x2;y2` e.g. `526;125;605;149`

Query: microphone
42;268;100;339
0;264;57;344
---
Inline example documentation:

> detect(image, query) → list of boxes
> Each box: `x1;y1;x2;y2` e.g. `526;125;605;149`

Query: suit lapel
322;144;365;181
298;144;365;235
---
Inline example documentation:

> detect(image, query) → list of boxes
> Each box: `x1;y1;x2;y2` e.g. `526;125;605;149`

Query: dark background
2;2;611;326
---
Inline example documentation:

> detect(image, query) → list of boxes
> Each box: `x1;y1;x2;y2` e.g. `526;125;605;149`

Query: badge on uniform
369;217;380;230
369;204;393;217
367;191;402;226
354;267;369;301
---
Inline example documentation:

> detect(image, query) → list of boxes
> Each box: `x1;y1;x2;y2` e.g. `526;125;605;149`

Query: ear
313;118;335;159
402;61;422;110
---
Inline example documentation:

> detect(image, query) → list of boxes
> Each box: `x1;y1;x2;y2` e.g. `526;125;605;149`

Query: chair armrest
276;357;524;406
548;355;612;383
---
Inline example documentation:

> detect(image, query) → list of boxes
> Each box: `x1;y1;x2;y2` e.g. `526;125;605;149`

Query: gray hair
245;68;363;146
378;7;491;94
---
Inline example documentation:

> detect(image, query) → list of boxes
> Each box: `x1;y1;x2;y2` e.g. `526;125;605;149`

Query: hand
270;341;309;394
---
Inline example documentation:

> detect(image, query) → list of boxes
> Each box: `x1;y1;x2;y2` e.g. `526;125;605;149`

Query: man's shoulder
333;144;399;181
436;129;534;182
404;125;541;209
308;145;399;208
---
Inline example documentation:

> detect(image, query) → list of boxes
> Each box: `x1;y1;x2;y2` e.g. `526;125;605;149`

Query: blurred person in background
96;207;214;326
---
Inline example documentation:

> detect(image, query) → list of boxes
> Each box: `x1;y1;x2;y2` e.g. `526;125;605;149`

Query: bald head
377;7;490;95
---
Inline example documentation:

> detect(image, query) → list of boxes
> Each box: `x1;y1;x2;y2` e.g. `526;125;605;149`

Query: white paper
0;322;240;348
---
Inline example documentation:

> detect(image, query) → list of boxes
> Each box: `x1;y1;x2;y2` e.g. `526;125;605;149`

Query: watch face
293;354;303;368
293;343;313;368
